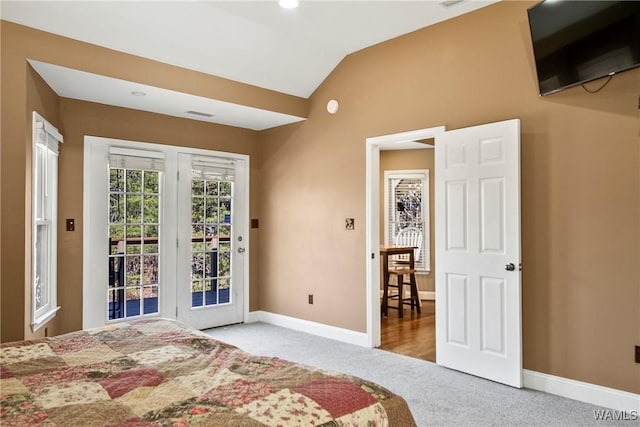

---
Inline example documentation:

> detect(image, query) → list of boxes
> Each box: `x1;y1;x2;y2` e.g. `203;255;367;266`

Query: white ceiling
28;60;306;130
2;0;498;129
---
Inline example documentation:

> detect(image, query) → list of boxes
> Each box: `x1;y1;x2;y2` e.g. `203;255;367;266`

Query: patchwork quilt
0;318;416;426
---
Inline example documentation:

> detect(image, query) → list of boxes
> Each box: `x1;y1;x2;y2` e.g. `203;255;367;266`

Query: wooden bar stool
380;245;421;318
384;268;421;318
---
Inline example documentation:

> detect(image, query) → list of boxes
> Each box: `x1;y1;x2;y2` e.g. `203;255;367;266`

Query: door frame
365;126;445;347
82;136;250;329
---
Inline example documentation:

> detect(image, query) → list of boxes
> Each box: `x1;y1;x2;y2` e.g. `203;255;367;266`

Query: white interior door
435;119;522;387
176;153;247;329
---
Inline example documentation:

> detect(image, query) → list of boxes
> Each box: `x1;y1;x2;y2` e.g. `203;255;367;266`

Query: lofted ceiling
2;0;499;129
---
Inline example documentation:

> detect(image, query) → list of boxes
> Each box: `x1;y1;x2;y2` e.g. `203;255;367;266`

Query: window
384;169;430;272
31;112;63;330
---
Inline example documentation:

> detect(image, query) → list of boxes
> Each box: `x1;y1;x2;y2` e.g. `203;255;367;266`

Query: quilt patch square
115;382;192;417
0;343;54;365
335;402;388;427
46;400;136;427
0;365;13;379
168;366;239;397
92;326;144;343
61;344;122;367
48;333;101;354
2;356;67;377
257;364;326;389
21;365;90;391
33;381;110;409
99;367;164;399
237;388;333;426
202;378;274;408
95;337;158;355
133;320;187;336
0;378;28;396
293;377;377;418
128;345;190;366
0;392;50;426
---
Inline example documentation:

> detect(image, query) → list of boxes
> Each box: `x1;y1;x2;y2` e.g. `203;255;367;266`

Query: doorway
365;127;443;362
365;126;445;349
378;154;435;362
83;136;249;330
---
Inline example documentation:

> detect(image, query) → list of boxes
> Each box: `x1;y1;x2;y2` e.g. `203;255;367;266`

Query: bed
0;318;416;426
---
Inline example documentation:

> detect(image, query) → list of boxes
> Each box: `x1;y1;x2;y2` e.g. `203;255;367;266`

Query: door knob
238;247;246;253
505;263;515;271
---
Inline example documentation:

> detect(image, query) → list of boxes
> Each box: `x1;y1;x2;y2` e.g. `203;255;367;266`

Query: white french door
434;119;522;387
83;137;248;330
176;153;246;329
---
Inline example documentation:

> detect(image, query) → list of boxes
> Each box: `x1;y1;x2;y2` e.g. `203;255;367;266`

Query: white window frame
31;112;63;331
384;169;430;272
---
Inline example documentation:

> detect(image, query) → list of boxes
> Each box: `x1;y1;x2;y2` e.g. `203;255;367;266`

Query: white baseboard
419;291;435;300
524;369;640;413
246;310;369;347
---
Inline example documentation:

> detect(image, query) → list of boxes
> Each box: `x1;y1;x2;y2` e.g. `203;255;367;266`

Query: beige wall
259;1;639;393
379;149;435;293
1;1;639;394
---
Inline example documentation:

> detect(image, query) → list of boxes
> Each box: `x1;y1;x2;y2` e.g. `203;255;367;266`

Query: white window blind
108;147;165;172
384;170;430;272
192;156;236;181
31;112;63;331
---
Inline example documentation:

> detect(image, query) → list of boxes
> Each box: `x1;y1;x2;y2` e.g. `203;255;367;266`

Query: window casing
31;112;63;331
384;169;430;272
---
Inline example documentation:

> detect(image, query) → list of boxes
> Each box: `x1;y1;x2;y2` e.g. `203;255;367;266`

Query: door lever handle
505;263;515;271
238;247;246;253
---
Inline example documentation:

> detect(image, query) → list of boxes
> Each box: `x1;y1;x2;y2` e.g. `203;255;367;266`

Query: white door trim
82;136;250;329
365;126;445;347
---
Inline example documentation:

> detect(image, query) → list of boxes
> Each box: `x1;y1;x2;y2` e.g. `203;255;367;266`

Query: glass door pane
190;177;233;308
108;167;160;320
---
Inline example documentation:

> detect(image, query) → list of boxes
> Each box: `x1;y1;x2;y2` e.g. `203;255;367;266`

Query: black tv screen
527;1;640;96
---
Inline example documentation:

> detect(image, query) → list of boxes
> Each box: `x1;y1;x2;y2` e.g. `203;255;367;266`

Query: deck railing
107;236;230;319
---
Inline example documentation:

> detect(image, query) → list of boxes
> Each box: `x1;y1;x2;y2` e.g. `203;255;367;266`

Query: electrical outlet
345;218;354;230
635;345;640;363
66;218;75;231
308;294;313;304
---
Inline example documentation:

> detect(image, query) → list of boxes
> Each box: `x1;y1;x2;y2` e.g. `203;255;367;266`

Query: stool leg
381;271;390;317
398;274;404;319
410;271;421;314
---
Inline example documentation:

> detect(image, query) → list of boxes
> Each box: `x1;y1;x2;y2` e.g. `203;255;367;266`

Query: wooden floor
379;300;436;362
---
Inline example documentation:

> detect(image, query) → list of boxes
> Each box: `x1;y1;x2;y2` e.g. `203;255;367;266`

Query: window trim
31;112;63;332
383;169;430;272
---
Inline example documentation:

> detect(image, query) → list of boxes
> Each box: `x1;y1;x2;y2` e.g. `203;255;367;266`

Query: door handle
238;247;246;253
505;263;515;271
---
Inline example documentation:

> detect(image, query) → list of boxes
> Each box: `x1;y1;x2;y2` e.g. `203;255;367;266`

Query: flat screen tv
527;1;640;96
